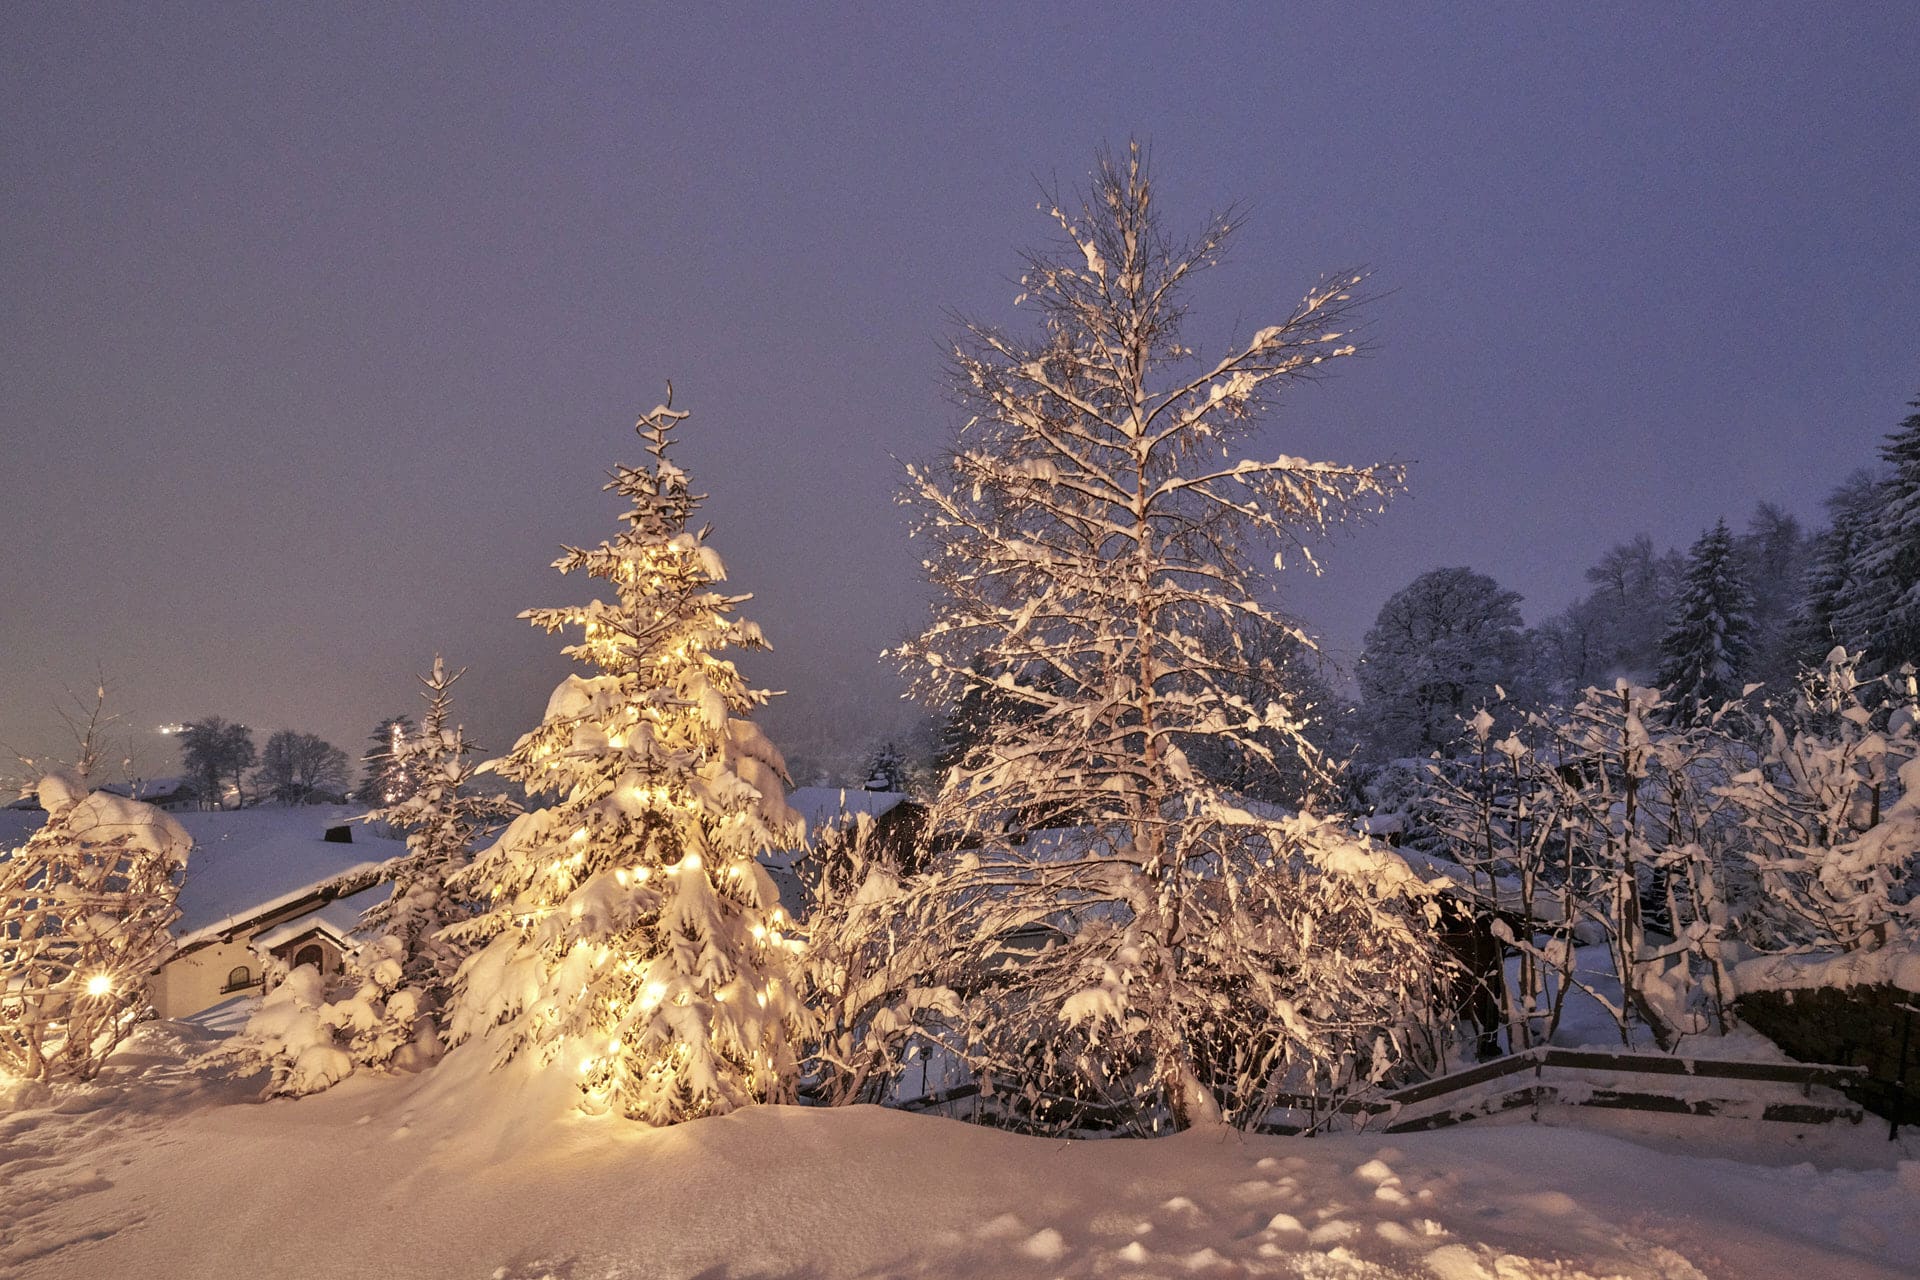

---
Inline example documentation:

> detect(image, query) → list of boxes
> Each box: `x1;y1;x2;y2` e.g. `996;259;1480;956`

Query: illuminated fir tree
447;392;808;1123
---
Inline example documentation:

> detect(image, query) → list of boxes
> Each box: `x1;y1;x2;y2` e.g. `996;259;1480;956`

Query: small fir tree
0;772;188;1082
356;715;419;806
360;658;515;1031
445;392;809;1124
1656;519;1755;725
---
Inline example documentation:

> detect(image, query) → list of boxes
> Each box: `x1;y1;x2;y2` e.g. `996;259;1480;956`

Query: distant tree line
1353;393;1920;760
172;712;432;808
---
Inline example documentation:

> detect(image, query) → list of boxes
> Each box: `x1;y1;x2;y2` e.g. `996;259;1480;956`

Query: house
769;786;926;915
145;808;403;1020
96;775;198;811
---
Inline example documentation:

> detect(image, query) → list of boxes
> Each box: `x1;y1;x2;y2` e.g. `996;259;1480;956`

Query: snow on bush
0;771;189;1082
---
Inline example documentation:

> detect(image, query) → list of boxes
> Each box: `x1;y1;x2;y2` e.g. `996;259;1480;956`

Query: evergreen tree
1656;519;1755;725
356;715;419;806
1834;396;1920;672
445;393;809;1124
889;146;1442;1132
1788;469;1884;666
362;658;516;1023
0;772;188;1081
1734;501;1809;694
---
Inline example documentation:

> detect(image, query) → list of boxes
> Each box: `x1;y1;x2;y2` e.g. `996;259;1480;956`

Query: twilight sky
3;4;1917;785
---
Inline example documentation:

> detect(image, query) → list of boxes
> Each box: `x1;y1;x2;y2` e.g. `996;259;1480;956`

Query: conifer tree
1834;396;1920;672
1789;470;1883;666
446;393;809;1124
1656;519;1755;725
362;658;515;1022
356;715;419;806
889;146;1442;1132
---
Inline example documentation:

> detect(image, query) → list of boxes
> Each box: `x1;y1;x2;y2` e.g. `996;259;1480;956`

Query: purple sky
4;4;1917;784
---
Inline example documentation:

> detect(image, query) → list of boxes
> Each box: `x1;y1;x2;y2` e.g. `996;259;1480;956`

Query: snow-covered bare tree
0;772;188;1082
445;393;810;1124
890;145;1442;1132
1720;648;1919;954
255;730;352;805
1656;519;1755;725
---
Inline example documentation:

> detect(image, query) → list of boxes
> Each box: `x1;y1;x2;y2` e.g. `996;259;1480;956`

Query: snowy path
1;1023;1915;1279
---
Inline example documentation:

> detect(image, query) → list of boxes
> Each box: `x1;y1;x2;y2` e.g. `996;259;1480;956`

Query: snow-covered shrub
444;392;811;1124
0;772;188;1083
1426;685;1751;1049
1719;648;1919;954
214;939;426;1097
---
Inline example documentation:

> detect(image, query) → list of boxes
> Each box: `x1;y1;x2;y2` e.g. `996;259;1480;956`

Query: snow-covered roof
251;882;386;952
167;807;402;944
784;787;912;836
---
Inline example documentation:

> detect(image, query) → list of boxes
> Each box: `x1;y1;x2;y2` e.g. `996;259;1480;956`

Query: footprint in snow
1019;1228;1066;1261
977;1211;1027;1240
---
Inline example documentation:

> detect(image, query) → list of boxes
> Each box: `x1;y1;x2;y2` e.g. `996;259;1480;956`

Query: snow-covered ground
2;1020;1914;1279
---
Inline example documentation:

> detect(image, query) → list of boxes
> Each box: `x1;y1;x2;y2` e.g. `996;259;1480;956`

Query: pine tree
890;146;1442;1132
1834;396;1920;672
445;393;809;1124
1789;470;1884;666
356;715;419;806
361;658;515;1027
1656;519;1755;725
0;772;188;1082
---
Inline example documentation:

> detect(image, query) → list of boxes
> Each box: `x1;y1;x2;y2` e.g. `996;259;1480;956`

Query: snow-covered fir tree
0;772;188;1082
356;714;419;806
1656;519;1755;725
887;146;1444;1132
1834;395;1920;673
1788;469;1884;668
445;393;809;1124
361;658;515;1030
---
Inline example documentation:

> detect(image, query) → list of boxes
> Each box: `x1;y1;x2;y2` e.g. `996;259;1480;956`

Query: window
293;944;324;972
224;965;252;992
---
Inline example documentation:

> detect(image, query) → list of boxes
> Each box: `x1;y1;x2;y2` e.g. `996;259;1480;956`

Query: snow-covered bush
444;392;811;1124
1426;685;1750;1049
1720;648;1919;954
0;772;188;1083
213;943;425;1098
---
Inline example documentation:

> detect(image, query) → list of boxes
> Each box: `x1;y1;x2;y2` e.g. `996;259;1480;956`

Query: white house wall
149;938;262;1021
